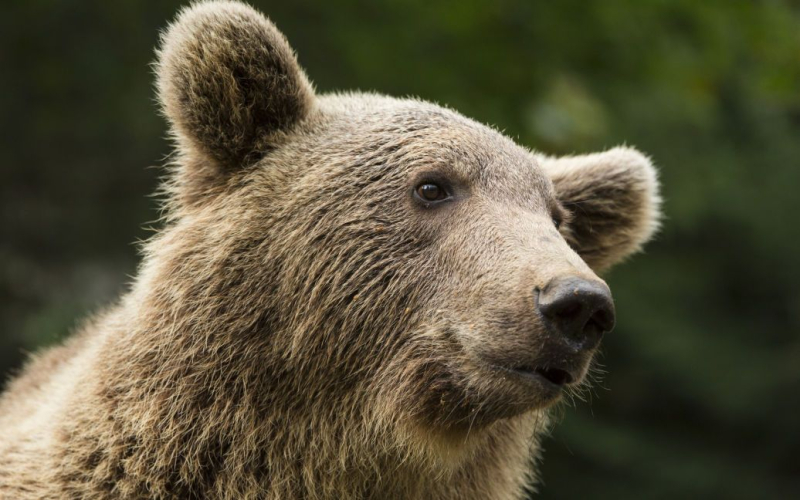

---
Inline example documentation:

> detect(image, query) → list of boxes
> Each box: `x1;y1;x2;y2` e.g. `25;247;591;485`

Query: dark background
2;1;800;498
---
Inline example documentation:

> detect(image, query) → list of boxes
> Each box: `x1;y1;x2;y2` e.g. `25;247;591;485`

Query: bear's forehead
306;93;554;201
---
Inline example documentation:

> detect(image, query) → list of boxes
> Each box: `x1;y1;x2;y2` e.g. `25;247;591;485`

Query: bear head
153;0;660;445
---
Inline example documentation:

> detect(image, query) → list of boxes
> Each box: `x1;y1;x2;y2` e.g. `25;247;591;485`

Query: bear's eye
415;183;448;203
551;204;569;230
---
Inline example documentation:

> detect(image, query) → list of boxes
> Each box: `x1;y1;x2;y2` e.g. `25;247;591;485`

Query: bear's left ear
156;1;315;204
538;147;662;273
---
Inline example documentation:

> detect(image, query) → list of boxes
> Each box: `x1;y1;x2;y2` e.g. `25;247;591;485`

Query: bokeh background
2;1;800;498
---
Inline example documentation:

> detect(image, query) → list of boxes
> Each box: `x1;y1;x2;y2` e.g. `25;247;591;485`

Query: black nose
536;276;615;350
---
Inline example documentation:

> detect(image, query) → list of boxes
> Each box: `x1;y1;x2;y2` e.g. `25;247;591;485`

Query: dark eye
416;182;448;202
552;215;563;230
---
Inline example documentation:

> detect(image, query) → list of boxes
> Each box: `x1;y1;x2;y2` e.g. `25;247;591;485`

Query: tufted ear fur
156;1;315;204
538;147;661;273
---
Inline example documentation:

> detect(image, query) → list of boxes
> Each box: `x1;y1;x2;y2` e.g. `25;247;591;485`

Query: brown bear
0;1;661;498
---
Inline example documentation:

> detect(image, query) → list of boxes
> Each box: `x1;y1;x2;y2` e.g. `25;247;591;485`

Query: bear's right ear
156;1;314;203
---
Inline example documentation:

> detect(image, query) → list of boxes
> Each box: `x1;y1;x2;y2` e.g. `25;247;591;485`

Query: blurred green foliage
2;1;799;498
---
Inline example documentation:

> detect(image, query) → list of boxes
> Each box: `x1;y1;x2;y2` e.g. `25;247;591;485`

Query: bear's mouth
534;366;574;386
512;365;575;388
483;359;581;392
466;349;594;416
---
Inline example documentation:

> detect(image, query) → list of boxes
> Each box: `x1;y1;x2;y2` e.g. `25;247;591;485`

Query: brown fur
0;2;661;498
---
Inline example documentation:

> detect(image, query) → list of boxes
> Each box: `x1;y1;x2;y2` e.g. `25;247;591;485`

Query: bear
0;1;661;498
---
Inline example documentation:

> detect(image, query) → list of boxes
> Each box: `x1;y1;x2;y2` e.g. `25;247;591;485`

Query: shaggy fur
0;2;661;499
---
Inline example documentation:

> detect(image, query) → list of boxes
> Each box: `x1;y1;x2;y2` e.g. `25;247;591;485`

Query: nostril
537;289;581;321
587;307;614;334
537;287;587;323
552;301;582;320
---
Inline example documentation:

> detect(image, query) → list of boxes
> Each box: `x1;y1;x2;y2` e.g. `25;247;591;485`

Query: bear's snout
536;276;616;352
462;274;617;412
